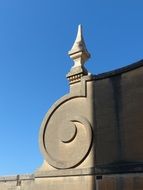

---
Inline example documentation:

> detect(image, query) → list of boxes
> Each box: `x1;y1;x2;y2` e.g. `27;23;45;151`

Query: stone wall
1;61;143;190
1;25;143;189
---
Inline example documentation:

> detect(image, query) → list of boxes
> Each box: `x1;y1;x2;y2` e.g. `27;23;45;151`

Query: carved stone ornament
39;25;93;169
39;96;93;169
67;24;90;84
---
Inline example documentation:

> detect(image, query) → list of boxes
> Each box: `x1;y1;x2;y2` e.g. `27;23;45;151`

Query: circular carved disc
40;99;93;169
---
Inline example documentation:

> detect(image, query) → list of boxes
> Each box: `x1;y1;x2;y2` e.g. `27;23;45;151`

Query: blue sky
0;0;143;175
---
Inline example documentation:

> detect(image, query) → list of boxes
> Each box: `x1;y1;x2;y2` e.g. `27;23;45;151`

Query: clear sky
0;0;143;176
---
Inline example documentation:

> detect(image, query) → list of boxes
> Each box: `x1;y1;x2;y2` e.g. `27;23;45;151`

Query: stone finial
68;25;90;67
67;25;90;84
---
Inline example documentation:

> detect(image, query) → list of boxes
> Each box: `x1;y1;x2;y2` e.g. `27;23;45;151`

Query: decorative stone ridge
66;70;85;84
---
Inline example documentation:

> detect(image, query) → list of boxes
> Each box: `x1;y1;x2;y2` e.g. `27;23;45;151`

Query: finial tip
68;25;90;66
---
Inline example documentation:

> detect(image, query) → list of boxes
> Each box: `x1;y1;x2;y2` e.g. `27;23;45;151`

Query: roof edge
94;59;143;80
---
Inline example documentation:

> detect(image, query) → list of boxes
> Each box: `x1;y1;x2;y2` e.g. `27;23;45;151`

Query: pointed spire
68;24;90;67
67;25;91;84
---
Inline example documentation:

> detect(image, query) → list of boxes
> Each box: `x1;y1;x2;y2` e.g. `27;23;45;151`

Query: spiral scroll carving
40;100;93;169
